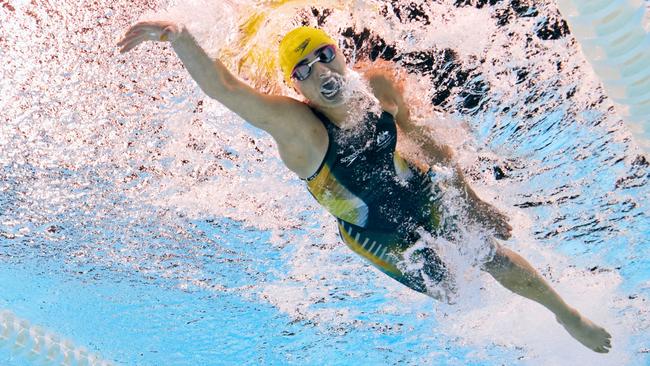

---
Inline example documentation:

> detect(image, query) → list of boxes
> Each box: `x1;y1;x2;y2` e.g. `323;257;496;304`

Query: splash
338;69;383;126
1;0;648;365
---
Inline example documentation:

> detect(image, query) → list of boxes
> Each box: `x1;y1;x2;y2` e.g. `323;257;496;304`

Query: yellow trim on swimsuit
337;222;402;277
307;163;369;227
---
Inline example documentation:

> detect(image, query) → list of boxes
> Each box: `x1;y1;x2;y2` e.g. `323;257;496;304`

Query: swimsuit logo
294;38;311;55
376;131;393;148
340;130;393;167
341;149;362;167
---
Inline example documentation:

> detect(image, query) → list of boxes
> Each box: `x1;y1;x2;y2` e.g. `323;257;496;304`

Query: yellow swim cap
278;26;336;84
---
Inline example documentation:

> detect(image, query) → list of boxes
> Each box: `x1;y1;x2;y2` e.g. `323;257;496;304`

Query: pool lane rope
556;0;650;155
0;310;115;366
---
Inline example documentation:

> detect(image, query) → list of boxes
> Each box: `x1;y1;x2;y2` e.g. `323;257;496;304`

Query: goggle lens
291;45;336;81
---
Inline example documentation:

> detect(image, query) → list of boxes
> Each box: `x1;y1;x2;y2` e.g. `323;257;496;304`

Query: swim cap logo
294;38;311;55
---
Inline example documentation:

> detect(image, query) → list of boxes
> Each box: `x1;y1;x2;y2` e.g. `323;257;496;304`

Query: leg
482;241;612;353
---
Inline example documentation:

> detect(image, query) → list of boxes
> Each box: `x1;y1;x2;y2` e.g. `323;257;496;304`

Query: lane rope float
556;0;650;154
0;310;115;366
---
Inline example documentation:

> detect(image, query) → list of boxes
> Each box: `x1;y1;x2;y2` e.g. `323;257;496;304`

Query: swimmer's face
292;44;347;107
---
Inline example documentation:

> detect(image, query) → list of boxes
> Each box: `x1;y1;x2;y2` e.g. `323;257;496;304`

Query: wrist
168;24;188;44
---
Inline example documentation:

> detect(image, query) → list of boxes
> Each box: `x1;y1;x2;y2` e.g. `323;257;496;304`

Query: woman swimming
117;22;612;353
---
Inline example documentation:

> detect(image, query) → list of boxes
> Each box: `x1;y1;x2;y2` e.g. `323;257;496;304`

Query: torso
304;108;447;294
305;108;438;233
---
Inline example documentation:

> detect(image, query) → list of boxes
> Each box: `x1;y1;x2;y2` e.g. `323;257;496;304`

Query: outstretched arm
118;21;302;132
117;21;328;179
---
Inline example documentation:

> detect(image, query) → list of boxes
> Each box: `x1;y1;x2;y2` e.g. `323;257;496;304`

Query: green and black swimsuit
305;108;448;294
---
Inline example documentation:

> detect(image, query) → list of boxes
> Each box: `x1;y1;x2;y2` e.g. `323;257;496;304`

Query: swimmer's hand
471;201;512;240
117;21;183;53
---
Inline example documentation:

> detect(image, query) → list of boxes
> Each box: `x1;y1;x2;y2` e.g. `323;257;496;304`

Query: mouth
320;75;343;100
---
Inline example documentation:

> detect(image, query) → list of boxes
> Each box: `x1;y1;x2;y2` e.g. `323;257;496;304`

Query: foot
556;308;612;353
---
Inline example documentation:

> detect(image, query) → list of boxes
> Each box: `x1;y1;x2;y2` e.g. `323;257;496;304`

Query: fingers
124;21;163;35
117;23;161;43
495;213;512;239
117;27;160;53
133;20;167;29
117;21;179;53
496;211;510;223
119;35;147;53
117;30;144;47
117;26;149;53
495;221;512;240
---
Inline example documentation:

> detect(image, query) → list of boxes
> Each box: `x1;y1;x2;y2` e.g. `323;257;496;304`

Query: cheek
295;82;308;94
333;52;347;72
295;83;318;100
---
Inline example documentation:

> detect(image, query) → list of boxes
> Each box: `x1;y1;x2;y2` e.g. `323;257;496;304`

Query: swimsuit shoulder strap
309;107;338;130
304;107;338;181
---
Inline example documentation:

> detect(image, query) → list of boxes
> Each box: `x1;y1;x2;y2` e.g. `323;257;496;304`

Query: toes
594;340;612;354
594;346;609;353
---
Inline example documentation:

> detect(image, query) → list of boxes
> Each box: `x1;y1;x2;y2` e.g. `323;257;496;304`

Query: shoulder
260;95;326;139
261;97;329;179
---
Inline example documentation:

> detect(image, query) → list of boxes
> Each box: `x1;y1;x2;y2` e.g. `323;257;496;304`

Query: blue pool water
1;0;649;365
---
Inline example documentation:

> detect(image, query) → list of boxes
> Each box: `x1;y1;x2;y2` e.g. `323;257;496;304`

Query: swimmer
118;23;612;353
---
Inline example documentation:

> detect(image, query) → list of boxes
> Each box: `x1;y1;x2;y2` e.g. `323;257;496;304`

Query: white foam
436;262;643;365
142;0;238;58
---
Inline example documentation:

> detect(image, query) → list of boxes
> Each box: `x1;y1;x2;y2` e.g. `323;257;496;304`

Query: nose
312;62;332;79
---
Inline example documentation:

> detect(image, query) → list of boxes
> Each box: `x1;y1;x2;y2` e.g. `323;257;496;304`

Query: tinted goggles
291;45;336;81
